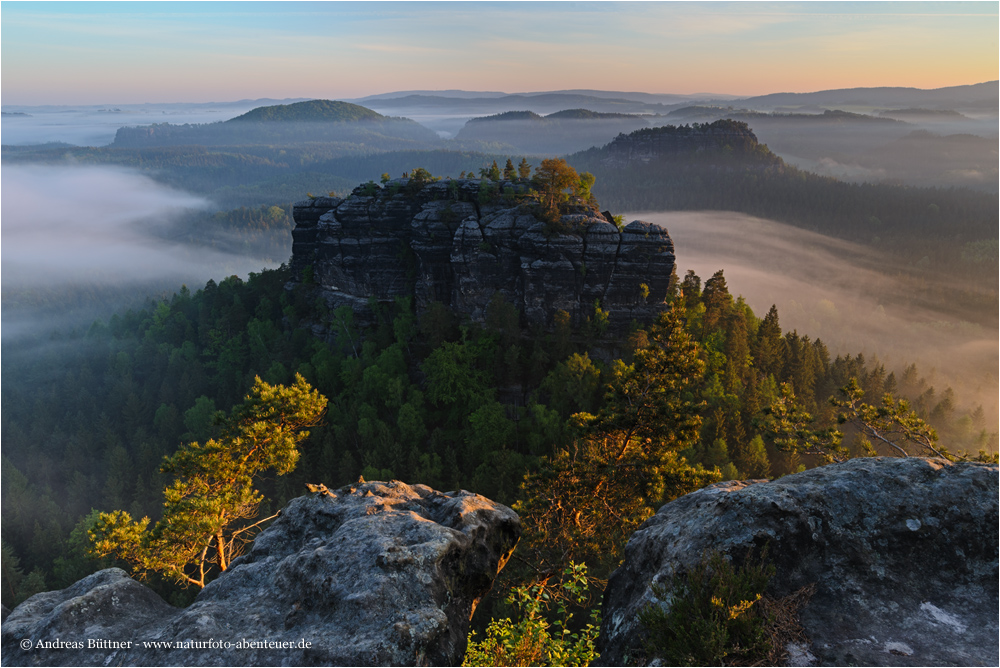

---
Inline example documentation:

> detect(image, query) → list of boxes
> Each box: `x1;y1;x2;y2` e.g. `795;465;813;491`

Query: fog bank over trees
1;164;276;340
631;210;998;424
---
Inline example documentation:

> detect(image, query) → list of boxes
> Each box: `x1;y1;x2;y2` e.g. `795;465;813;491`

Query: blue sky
2;1;996;104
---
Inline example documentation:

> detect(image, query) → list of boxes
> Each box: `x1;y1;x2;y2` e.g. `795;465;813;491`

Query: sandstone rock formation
597;457;998;667
2;481;520;667
288;179;674;335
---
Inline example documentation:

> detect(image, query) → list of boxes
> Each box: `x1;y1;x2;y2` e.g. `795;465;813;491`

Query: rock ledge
597;457;998;667
2;481;520;667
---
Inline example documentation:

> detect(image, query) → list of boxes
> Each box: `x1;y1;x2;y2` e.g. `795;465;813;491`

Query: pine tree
753;305;785;380
89;375;327;588
735;435;771;479
723;309;751;393
503;158;517;180
516;305;717;577
701;270;732;332
517;157;532;179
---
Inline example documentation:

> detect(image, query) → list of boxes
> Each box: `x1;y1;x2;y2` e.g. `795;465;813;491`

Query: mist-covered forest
2;88;997;623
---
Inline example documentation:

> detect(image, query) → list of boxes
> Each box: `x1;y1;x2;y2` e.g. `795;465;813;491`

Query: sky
1;1;997;105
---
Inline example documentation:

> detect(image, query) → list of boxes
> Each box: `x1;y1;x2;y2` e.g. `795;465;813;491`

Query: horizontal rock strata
289;179;675;334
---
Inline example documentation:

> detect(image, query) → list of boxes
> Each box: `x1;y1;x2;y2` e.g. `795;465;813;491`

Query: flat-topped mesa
289;178;675;335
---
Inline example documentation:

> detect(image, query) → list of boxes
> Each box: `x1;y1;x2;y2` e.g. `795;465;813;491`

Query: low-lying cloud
2;164;277;338
628;210;999;419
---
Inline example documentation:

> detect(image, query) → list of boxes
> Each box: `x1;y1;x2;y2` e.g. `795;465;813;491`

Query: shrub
358;180;379;197
639;549;774;666
463;562;600;667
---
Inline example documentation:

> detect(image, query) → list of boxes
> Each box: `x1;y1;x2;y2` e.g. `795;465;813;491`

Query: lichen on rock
1;480;520;667
597;457;999;667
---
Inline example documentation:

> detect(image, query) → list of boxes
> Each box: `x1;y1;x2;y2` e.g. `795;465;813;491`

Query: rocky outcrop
597;457;998;667
1;481;520;667
288;179;674;335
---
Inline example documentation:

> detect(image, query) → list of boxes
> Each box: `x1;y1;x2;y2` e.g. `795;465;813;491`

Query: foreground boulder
2;481;520;666
598;457;998;666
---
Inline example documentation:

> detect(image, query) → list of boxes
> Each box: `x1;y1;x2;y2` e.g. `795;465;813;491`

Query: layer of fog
628;211;999;421
649;112;999;192
2;164;279;339
1;100;304;147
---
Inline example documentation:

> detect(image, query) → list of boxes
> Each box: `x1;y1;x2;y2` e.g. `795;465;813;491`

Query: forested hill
588;119;781;167
226;99;387;123
111;100;440;148
569;122;998;326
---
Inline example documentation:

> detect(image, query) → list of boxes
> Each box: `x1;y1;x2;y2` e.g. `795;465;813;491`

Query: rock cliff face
597;457;999;667
1;481;520;667
289;179;674;335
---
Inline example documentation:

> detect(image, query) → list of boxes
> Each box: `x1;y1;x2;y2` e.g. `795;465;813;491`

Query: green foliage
407;167;438;191
88;375;327;587
503;158;517;180
228;99;385;124
463;562;600;667
2;541;48;609
517;157;532;179
4;248;995;607
759;382;846;464
358;180;380;196
589;300;610;338
532;158;580;212
516;306;719;577
576;172;596;201
640;550;775;666
832;378;951;459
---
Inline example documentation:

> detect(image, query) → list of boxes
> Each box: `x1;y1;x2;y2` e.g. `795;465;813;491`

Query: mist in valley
1;164;280;341
631;210;999;424
0;100;306;147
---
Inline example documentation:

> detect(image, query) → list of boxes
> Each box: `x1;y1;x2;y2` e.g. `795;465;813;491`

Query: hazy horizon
2;2;996;106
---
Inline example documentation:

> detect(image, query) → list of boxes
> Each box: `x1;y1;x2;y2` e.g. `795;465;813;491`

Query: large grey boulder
597;457;998;666
2;481;520;666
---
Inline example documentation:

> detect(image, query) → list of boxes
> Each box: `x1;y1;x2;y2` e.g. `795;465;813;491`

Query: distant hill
879;108;971;121
646;108;916;167
573;120;782;169
358;93;673;116
546;109;643;120
567;121;999;281
734;82;998;111
456;108;650;154
228;100;385;123
112;100;440;148
467;111;545;123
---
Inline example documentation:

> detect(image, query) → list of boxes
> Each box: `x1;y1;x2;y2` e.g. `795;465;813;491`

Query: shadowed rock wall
289;179;675;334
